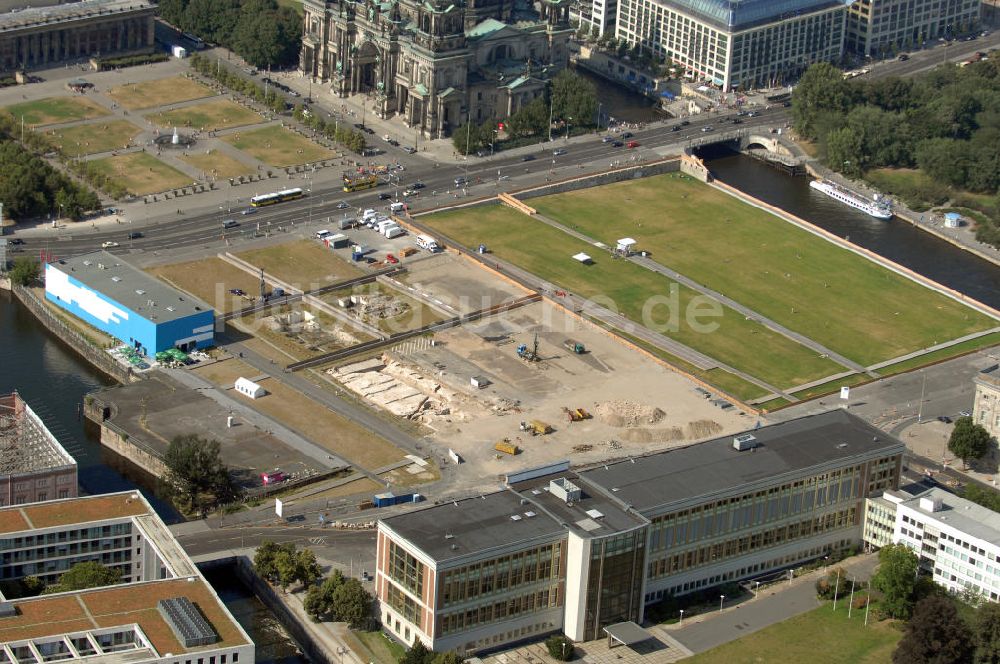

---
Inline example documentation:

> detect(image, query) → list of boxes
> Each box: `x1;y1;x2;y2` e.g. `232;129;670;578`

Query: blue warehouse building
45;251;215;357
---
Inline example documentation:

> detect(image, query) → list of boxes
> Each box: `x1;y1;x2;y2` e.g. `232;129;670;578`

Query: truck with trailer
372;492;424;507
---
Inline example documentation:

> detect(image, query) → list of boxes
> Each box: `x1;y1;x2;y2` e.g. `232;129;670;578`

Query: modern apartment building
845;0;982;57
613;0;849;91
974;365;1000;441
0;391;77;507
573;0;618;38
376;410;904;654
0;492;254;664
865;487;1000;601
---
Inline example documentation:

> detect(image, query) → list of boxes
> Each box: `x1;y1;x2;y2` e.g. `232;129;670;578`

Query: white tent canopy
572;252;593;264
616;237;637;253
235;377;266;399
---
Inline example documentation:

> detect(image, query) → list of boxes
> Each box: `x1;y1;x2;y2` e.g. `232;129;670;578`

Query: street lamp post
565;116;572;141
754;581;760;597
917;369;927;423
719;595;725;612
679;609;684;626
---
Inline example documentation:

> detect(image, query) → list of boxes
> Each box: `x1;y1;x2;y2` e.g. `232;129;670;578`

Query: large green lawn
530;174;996;368
424;205;844;390
685;602;901;664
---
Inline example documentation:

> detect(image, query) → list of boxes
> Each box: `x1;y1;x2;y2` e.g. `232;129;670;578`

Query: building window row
647;507;857;579
438;542;562;608
649;466;863;551
386;582;422;625
0;523;132;551
1;536;134;565
388;541;425;598
437;585;560;636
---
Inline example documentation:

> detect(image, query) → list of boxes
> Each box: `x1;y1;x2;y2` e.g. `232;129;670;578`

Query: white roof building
865;487;1000;602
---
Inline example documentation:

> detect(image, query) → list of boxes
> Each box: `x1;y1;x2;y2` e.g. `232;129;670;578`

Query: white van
389;201;406;213
361;208;377;221
415;234;441;252
376;219;397;234
314;229;331;240
385;226;405;239
381;223;401;237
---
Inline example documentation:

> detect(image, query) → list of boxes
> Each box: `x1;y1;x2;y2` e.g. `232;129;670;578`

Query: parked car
701;126;714;132
385;253;399;264
731;118;743;124
378;192;392;200
241;207;257;215
229;288;246;296
937;416;952;424
959;410;972;417
670;125;681;132
553;149;568;156
521;154;536;162
127;231;143;240
612;140;624;147
602;135;614;142
680;120;690;126
620;131;634;139
627;140;640;148
403;145;417;154
101;241;119;248
336;201;351;209
411;181;425;189
8;238;24;245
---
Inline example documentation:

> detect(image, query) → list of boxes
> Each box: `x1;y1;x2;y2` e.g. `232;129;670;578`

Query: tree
791;63;856;140
814;567;850;600
293;548;322;590
872;544;919;619
43;561;121;594
399;640;431;664
949;416;993;469
545;635;574;661
254;540;295;582
893;596;972;664
9;257;39;286
550;70;597;127
163;434;237;514
429;653;462;664
332;578;373;628
975;602;1000;664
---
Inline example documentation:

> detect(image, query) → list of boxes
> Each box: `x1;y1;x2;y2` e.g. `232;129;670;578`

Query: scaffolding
0;392;75;475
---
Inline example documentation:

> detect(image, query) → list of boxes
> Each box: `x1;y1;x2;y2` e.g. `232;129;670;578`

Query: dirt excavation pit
325;301;748;476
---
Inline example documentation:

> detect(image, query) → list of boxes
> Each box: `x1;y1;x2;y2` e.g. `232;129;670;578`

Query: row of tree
792;60;1000;248
158;0;302;69
0;131;100;221
189;53;368;154
451;70;598;155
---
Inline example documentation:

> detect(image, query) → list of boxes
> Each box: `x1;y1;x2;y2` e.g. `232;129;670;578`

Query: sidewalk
661;553;878;655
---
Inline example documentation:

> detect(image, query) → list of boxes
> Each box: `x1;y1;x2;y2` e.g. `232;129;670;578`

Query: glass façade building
375;410;904;654
613;0;849;90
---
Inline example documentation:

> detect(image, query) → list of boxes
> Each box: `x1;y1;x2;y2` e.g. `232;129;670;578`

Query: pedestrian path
865;326;1000;371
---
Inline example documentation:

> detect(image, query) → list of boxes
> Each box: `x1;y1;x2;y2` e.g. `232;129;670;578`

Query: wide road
12;106;788;260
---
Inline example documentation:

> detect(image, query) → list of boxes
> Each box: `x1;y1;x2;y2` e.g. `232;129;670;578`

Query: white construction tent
572;252;593;264
234;377;266;399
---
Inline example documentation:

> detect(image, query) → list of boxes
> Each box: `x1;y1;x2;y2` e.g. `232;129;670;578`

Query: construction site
326;298;747;475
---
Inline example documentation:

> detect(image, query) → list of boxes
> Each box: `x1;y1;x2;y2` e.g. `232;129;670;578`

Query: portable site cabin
235;377;266;399
572;252;593;265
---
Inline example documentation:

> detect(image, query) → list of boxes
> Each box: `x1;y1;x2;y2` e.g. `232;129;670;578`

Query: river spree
699;146;1000;310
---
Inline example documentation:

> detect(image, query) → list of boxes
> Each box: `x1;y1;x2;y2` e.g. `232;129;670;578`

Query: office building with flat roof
845;0;982;57
0;391;77;507
0;492;254;664
613;0;848;91
865;487;1000;602
376;410;904;653
0;0;155;73
45;251;214;357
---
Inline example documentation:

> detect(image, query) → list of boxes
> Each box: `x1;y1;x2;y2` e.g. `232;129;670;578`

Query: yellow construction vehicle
494;439;520;455
528;420;552;436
